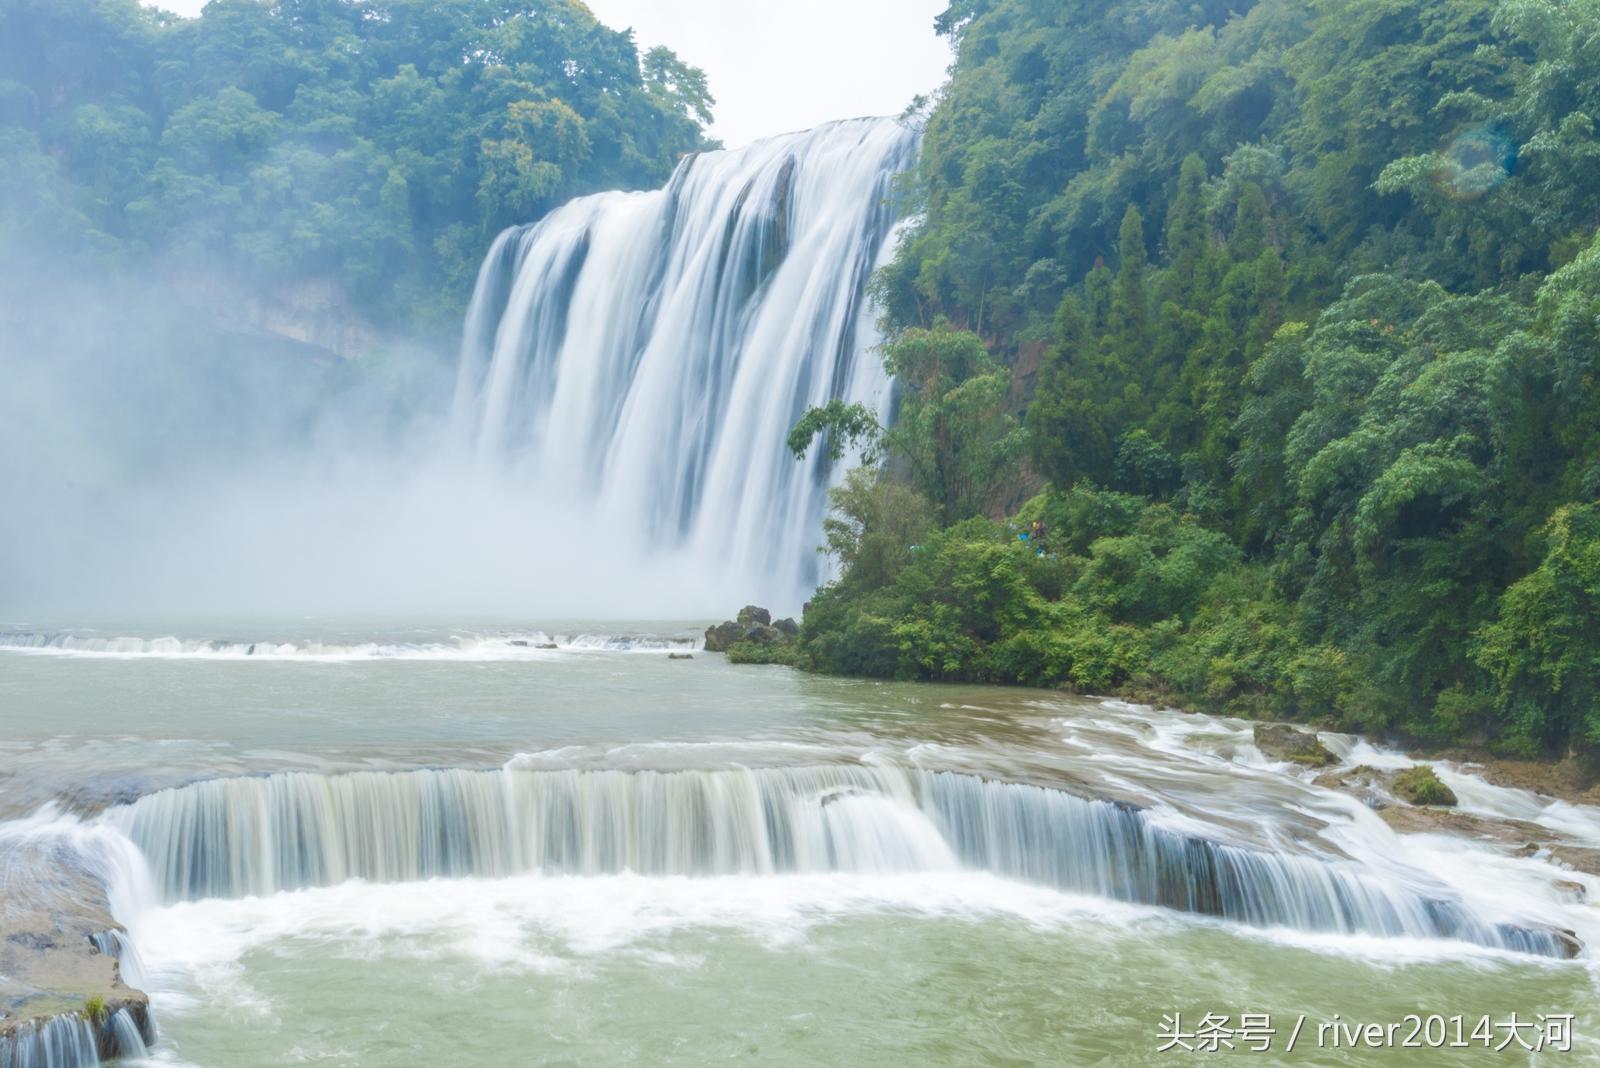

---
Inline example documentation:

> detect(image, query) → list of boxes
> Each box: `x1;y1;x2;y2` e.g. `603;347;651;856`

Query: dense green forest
0;0;712;331
792;0;1600;758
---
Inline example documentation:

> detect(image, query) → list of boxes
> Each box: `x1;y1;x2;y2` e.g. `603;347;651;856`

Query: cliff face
169;270;389;362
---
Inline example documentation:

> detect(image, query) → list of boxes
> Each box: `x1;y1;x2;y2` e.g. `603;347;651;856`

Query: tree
1476;505;1600;753
1;0;714;331
881;326;1025;523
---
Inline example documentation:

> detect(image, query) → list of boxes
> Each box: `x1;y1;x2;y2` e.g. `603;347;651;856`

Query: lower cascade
0;1010;149;1068
102;764;1567;957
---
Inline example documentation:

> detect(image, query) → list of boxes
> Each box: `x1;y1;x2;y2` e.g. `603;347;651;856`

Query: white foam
123;871;1167;1005
0;630;697;662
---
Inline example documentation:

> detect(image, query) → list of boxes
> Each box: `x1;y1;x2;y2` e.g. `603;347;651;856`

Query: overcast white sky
140;0;953;148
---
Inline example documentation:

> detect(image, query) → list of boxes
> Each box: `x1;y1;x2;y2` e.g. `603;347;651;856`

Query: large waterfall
103;765;1565;957
450;118;916;606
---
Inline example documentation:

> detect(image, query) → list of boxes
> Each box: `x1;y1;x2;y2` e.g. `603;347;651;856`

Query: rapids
3;622;1598;1065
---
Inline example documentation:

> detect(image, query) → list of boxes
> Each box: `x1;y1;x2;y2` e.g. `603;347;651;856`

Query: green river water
2;620;1596;1066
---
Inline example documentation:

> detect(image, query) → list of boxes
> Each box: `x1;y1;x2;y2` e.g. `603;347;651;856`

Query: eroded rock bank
0;836;153;1066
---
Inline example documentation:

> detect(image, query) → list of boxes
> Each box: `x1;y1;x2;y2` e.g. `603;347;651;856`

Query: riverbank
705;603;1600;807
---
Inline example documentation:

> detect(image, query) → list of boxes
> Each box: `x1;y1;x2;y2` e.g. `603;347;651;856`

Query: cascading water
450;118;917;607
101;764;1567;957
0;1018;97;1068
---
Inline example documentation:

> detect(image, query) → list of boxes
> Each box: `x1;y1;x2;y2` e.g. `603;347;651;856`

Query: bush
725;641;800;666
1392;765;1458;806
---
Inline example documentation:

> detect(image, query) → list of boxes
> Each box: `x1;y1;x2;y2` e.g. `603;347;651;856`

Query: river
2;621;1596;1065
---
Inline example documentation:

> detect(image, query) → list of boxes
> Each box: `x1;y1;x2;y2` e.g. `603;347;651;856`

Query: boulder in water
1313;765;1391;808
1553;879;1586;902
1252;722;1336;767
707;607;798;660
1391;764;1457;806
668;652;694;660
736;605;772;627
703;620;745;653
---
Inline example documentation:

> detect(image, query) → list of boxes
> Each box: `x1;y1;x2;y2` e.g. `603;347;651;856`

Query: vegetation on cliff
0;0;713;331
795;0;1600;758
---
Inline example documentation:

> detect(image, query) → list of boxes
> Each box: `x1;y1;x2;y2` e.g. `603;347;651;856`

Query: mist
0;250;763;623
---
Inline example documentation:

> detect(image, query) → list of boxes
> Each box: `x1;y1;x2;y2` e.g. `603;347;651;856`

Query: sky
140;0;954;149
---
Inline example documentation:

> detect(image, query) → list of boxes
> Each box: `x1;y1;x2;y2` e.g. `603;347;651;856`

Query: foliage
792;324;1024;526
1475;505;1600;754
800;0;1600;757
0;0;712;332
786;401;882;464
725;640;801;666
815;467;938;593
1391;764;1458;805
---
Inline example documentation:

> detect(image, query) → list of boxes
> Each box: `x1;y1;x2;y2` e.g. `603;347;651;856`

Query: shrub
1392;765;1458;806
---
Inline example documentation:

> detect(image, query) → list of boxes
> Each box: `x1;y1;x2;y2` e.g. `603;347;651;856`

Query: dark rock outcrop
1253;723;1336;767
735;605;772;627
705;606;800;662
703;620;746;653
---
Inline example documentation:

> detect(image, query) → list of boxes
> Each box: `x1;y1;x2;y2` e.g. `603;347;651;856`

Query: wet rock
667;652;694;660
708;607;798;658
1313;765;1391;808
703;620;745;653
0;841;153;1060
1553;879;1587;902
1253;723;1336;767
1380;807;1600;876
1391;764;1457;806
534;642;559;650
508;639;529;647
740;624;781;645
60;775;158;812
735;605;772;627
1552;928;1584;959
1408;751;1600;805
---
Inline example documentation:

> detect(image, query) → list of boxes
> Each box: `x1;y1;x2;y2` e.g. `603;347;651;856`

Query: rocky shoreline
0;837;153;1067
702;606;801;665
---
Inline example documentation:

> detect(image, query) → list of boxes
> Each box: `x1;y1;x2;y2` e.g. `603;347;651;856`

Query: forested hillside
0;0;712;332
795;0;1600;758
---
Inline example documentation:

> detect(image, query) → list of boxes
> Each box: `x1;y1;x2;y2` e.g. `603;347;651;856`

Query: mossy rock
1392;764;1458;806
1253;722;1336;767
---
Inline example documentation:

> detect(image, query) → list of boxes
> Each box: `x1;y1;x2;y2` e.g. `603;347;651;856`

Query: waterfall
450;118;917;606
102;765;1567;957
0;1018;97;1068
105;1013;146;1063
0;1009;150;1068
